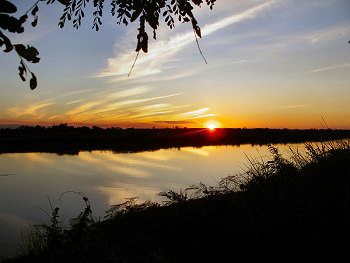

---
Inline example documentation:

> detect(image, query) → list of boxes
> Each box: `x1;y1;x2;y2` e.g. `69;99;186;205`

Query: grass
4;140;350;262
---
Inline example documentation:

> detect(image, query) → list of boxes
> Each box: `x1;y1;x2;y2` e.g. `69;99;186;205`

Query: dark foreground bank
4;141;350;262
1;125;350;154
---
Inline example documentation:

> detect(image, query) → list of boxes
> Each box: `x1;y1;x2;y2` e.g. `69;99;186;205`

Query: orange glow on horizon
2;115;350;130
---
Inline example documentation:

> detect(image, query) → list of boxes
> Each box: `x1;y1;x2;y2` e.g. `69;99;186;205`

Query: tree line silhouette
1;124;350;155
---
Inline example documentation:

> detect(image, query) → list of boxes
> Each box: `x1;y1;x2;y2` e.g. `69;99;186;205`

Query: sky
0;0;349;129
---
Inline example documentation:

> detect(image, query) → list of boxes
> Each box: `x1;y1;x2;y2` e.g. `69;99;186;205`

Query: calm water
0;144;305;258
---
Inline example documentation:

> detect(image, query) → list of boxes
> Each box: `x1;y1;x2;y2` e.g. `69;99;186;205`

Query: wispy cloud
302;24;350;44
38;84;192;124
189;114;216;119
309;63;350;73
181;108;210;116
51;88;216;125
3;1;279;127
68;93;182;120
202;0;279;35
96;0;280;80
279;104;310;109
59;89;94;98
179;108;216;119
64;87;152;116
66;99;85;105
10;26;57;45
6;102;54;118
154;120;196;125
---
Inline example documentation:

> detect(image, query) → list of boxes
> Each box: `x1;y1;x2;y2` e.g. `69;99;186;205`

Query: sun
207;123;217;130
204;120;221;130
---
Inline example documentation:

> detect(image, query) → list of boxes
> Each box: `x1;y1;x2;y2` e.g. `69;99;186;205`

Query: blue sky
1;0;349;128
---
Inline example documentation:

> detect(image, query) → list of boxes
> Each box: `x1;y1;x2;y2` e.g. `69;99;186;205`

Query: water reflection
0;144;304;258
97;184;160;207
180;147;212;156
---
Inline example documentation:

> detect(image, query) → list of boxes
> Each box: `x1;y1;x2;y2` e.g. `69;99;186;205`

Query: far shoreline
1;124;350;155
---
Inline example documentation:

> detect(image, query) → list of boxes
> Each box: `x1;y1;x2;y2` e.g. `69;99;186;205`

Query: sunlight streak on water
180;147;212;156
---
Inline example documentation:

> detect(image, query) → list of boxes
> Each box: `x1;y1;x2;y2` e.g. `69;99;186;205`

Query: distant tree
0;0;216;90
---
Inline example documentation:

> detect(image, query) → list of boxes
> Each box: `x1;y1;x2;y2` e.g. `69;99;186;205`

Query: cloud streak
309;63;350;73
279;104;310;109
6;102;54;118
96;0;280;80
303;24;350;44
154;120;196;125
179;108;216;120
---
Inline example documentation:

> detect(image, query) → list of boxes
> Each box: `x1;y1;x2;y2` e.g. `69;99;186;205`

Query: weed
105;197;159;218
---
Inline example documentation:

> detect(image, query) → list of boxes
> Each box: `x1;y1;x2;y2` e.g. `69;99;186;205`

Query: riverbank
1;125;350;154
4;140;350;262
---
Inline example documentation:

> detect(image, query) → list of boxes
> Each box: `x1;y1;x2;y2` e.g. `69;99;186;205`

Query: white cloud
179;108;216;120
302;24;350;44
96;0;281;80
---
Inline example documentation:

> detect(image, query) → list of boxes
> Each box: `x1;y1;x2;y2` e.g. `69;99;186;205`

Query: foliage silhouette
1;0;216;89
0;0;40;89
17;192;95;260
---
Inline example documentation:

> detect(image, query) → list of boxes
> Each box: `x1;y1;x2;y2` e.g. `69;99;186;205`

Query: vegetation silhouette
1;124;350;155
0;0;215;89
4;141;350;262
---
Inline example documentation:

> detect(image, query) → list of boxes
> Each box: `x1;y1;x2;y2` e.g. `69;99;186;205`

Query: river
0;143;306;258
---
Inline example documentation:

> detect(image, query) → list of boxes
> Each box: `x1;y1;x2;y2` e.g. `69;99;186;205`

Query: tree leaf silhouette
32;17;38;27
14;44;40;63
0;0;17;14
57;0;71;5
18;60;27;81
30;72;37;90
31;5;39;16
0;30;13;52
0;14;25;33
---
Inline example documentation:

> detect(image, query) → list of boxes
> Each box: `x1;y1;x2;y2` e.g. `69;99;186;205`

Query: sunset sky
1;0;349;129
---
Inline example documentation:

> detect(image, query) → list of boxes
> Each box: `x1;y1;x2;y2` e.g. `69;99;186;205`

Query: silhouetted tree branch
0;0;216;90
0;0;40;89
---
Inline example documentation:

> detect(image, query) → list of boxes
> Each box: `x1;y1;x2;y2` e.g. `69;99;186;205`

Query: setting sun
207;124;217;130
204;120;221;130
